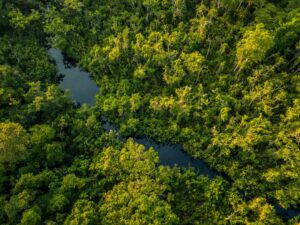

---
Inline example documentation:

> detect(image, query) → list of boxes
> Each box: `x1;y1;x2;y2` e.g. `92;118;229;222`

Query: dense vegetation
0;0;299;224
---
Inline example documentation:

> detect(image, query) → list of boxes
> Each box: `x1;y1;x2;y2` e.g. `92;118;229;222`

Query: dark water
48;48;218;178
48;48;99;105
102;118;218;177
49;48;299;219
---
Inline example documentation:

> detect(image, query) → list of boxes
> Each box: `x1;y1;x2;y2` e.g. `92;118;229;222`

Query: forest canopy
0;0;299;224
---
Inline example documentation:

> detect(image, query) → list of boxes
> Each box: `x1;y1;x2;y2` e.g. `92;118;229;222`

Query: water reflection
48;48;99;105
102;118;219;178
49;48;299;220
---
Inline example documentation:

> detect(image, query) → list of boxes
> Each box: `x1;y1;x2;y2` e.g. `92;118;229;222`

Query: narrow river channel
48;48;299;220
48;48;219;178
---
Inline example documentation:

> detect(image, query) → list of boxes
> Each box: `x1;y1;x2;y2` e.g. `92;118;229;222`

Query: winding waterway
48;48;219;178
48;48;99;105
48;48;299;220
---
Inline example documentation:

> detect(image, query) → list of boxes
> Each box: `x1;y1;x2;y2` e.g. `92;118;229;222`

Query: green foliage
90;139;159;181
48;194;70;213
0;0;299;224
64;200;100;225
21;206;42;225
8;8;40;30
236;23;274;70
100;178;179;225
64;0;84;11
0;122;27;163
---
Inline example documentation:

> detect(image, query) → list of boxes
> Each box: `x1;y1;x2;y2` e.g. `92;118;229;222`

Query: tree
163;59;186;84
20;206;42;225
247;198;283;225
0;122;27;163
64;200;100;225
181;51;205;75
5;190;36;224
0;65;23;88
236;23;274;70
63;0;84;11
8;8;40;30
91;138;159;181
48;194;69;214
91;139;179;224
100;178;179;225
172;0;186;19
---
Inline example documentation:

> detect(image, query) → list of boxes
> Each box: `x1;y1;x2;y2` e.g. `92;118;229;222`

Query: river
48;48;299;220
48;48;219;178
